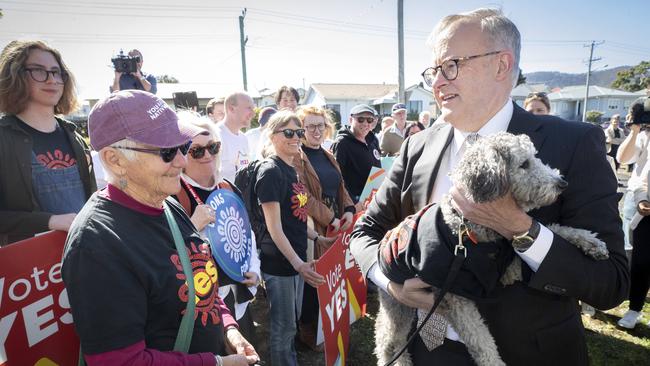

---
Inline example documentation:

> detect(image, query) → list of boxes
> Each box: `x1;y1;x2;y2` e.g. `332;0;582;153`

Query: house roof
310;83;398;100
548;85;639;101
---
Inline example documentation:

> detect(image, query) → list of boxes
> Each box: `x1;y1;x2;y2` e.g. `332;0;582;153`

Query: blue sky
0;0;647;99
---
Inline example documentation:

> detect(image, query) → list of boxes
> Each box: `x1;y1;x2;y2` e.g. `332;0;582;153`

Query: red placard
326;212;367;321
315;239;350;366
0;231;80;366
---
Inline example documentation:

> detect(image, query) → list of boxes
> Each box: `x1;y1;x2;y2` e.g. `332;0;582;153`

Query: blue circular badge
205;189;252;282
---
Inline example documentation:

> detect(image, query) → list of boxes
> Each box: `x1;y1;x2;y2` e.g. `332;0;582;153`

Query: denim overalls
30;152;86;214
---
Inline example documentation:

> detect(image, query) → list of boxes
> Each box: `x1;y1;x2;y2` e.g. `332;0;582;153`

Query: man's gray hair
428;8;521;87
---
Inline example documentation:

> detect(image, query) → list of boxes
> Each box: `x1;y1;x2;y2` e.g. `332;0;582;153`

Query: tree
156;74;179;83
611;61;650;92
516;69;527;86
586;110;604;124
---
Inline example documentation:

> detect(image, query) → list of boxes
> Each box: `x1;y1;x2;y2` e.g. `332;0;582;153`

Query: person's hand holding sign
190;204;216;231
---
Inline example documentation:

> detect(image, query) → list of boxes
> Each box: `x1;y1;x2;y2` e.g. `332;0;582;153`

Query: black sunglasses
355;116;376;124
527;92;548;98
115;141;192;163
188;141;221;159
274;128;305;139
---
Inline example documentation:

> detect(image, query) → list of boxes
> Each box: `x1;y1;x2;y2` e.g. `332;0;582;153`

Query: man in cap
350;8;627;365
331;104;381;207
380;103;408;156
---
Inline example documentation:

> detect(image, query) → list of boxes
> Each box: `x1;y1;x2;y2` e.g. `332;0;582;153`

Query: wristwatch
511;219;540;252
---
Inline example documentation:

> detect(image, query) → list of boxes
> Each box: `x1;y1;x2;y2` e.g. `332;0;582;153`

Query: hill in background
524;66;630;89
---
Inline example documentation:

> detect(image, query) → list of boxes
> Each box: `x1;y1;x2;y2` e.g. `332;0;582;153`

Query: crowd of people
0;6;648;366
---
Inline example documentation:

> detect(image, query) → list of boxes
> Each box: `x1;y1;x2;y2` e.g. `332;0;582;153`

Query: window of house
407;100;423;114
608;99;620;110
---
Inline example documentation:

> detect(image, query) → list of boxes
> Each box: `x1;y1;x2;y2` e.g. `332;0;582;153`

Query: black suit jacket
350;104;629;365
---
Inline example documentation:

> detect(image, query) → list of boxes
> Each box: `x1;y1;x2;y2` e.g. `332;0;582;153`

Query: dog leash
383;221;470;366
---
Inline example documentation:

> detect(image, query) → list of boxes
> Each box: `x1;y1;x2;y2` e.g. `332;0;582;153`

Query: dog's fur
375;132;609;366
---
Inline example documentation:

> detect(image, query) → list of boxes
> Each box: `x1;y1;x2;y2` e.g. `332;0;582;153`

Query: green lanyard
163;201;196;353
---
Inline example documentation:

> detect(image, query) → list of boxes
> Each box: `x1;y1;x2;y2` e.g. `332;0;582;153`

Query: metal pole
239;8;248;91
582;41;594;122
397;0;405;103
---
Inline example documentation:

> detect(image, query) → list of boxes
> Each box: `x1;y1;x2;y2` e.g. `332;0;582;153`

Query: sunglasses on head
114;141;192;163
527;92;548;98
274;128;305;139
188;141;221;159
355;116;376;124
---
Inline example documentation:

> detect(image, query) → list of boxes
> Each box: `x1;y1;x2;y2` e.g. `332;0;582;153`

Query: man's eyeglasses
188;141;221;159
274;128;305;139
421;50;502;86
355;116;376;124
23;68;68;84
114;141;192;163
305;123;326;132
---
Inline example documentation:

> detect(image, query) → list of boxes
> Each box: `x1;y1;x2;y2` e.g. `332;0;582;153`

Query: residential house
303;83;434;124
547;85;640;121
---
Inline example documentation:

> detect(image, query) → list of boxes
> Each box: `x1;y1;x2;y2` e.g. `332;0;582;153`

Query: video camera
630;96;650;125
111;50;140;74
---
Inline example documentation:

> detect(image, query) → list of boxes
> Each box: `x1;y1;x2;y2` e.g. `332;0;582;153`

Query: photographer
110;49;157;94
616;96;650;329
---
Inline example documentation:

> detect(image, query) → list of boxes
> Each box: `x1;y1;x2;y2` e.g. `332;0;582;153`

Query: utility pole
239;8;248;91
582;40;604;122
397;0;405;103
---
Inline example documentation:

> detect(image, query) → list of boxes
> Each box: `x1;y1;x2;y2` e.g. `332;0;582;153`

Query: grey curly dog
375;132;609;366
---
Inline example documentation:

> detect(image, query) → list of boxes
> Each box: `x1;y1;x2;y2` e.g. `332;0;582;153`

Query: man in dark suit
350;8;629;365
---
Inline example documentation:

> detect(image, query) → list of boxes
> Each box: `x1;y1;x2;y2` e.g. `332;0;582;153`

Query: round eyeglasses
420;51;501;86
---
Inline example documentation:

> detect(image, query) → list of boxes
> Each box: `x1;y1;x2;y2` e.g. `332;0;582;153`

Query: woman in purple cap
62;90;259;366
0;40;96;246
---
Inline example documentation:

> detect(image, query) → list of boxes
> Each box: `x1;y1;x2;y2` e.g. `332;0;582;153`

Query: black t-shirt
21;122;78;169
62;192;226;355
255;156;308;275
302;146;341;202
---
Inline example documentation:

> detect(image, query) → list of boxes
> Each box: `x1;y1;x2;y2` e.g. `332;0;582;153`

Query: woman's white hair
100;138;139;181
176;110;222;179
427;8;521;88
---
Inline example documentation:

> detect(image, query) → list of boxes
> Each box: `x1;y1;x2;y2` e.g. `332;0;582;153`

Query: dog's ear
455;144;510;203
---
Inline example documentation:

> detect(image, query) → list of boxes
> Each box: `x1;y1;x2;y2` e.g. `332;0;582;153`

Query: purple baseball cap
88;90;203;151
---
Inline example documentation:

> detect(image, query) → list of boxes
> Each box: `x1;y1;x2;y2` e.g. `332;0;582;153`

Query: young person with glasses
292;105;355;351
331;104;381;207
0;40;96;246
63;90;259;366
172;111;261;346
256;110;326;366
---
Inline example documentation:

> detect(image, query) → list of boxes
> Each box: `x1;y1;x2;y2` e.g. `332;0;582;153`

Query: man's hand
225;328;260;364
241;272;259;287
449;186;531;239
387;278;434;310
638;200;650;216
340;212;354;232
48;213;77;232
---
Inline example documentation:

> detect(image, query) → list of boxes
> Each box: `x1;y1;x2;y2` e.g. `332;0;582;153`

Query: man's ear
495;51;514;82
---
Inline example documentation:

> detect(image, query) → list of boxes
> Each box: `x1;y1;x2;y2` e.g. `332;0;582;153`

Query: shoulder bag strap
163;201;196;353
